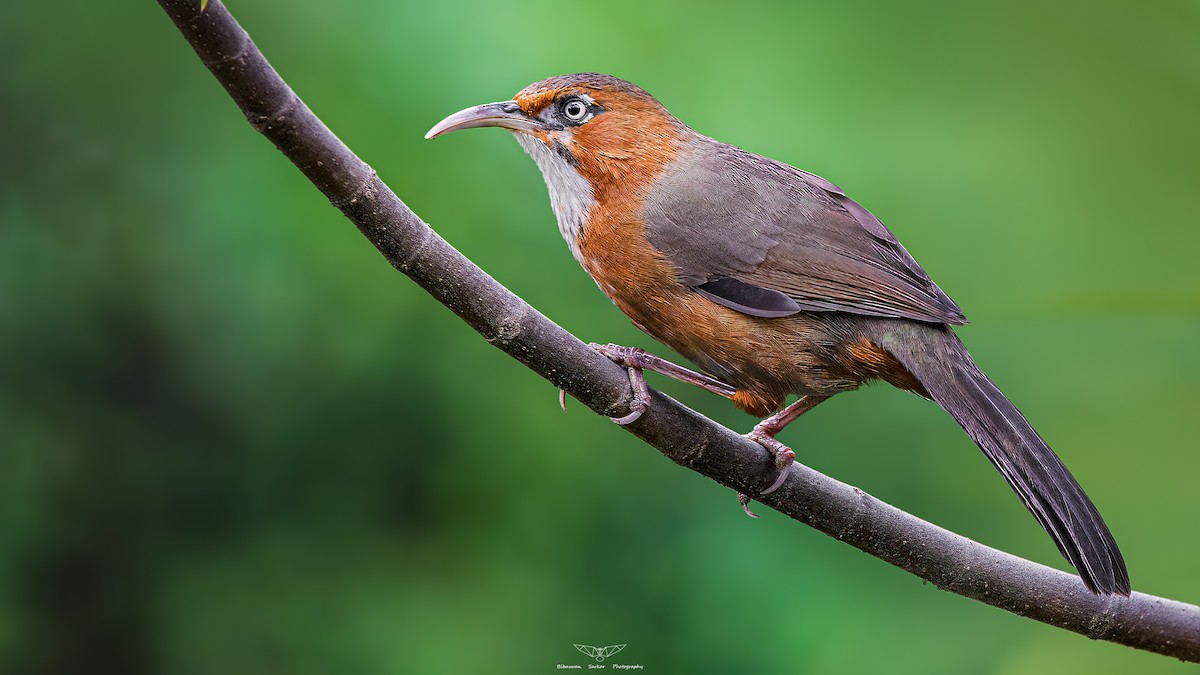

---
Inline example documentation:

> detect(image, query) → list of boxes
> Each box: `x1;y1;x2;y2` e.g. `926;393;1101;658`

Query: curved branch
156;0;1200;661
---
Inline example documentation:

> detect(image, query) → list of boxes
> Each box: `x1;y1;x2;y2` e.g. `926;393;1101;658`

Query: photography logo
573;644;626;663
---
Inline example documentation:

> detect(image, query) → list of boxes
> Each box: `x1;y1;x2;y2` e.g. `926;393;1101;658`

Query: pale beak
425;101;541;139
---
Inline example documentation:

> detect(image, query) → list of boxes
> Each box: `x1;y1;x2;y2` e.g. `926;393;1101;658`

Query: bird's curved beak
425;101;541;139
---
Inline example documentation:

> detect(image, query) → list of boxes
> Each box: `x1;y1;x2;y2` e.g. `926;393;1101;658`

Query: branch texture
157;0;1200;661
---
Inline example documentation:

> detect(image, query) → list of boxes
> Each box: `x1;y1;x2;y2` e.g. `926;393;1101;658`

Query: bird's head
426;73;685;198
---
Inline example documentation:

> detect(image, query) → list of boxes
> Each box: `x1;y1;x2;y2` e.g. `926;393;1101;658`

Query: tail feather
878;323;1130;595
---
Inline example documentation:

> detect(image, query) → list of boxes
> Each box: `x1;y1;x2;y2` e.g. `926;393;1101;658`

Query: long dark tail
877;322;1130;595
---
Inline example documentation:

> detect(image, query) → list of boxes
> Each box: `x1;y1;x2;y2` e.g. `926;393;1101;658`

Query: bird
425;72;1130;596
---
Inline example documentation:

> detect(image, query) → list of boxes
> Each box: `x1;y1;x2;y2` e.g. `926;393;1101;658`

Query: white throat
514;133;595;266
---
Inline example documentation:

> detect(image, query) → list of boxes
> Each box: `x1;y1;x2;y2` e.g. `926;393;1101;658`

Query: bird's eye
562;98;589;122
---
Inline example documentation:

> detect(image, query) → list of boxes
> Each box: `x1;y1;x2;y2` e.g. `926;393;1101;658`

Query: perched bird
426;73;1130;595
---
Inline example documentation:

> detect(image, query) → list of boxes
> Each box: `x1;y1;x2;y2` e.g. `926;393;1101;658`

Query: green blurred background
2;1;1198;673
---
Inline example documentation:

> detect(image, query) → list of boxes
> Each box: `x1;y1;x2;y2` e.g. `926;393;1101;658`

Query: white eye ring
562;99;588;122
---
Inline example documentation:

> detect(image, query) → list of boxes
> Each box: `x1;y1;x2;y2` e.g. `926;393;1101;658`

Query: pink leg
585;341;829;518
591;343;737;398
750;394;829;448
587;343;736;425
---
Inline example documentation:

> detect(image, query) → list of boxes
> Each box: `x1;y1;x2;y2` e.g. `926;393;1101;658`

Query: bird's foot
589;343;651;424
747;425;796;495
735;395;828;515
588;342;800;516
590;343;738;398
735;423;797;517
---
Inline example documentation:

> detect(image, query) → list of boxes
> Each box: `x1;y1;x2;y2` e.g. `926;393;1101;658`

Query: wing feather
643;137;966;325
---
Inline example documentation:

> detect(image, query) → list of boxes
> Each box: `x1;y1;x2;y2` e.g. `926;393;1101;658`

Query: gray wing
642;138;966;325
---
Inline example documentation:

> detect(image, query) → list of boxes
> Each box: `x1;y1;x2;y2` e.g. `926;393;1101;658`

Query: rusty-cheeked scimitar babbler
427;73;1130;596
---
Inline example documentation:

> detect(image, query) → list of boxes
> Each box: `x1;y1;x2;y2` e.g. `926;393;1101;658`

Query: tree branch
156;0;1200;661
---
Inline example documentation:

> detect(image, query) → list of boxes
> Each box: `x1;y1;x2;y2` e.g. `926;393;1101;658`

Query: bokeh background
2;1;1198;673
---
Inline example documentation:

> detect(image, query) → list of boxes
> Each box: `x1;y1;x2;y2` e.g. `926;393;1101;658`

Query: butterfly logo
574;643;626;663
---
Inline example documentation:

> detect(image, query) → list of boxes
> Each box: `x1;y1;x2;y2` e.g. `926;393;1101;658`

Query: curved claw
611;406;645;425
737;436;795;517
763;447;796;494
738;492;760;518
590;342;652;425
747;429;796;496
610;366;650;425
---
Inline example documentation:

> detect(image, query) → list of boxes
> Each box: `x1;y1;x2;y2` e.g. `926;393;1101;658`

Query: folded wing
642;137;966;325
